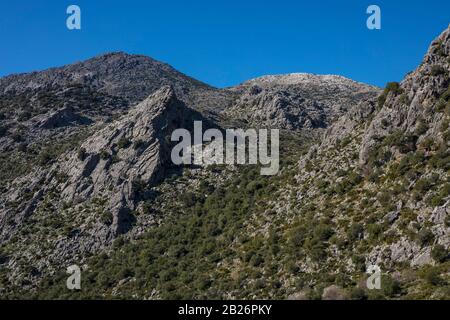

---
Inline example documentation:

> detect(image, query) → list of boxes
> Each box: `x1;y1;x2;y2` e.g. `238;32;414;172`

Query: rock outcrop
225;73;380;130
0;87;208;289
360;27;450;166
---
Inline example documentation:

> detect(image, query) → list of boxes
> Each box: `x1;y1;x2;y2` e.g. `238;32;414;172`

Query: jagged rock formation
1;86;203;237
38;104;93;129
360;27;450;166
284;26;450;298
0;87;207;289
225;74;380;130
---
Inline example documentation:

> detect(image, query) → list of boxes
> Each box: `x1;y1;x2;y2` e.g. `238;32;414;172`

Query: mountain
286;26;450;299
0;52;232;110
226;74;380;130
0;26;449;300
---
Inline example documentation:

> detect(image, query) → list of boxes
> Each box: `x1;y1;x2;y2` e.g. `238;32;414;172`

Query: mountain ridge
0;26;449;299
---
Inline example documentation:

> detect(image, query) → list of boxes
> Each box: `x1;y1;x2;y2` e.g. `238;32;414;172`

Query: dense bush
415;120;429;136
347;223;364;242
117;137;131;149
431;65;446;76
422;267;444;286
381;275;401;297
37;148;55;166
77;148;87;161
416;228;434;247
431;244;449;263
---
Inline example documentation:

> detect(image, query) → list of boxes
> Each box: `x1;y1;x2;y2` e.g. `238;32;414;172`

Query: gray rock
322;285;347;300
225;73;379;130
385;211;399;224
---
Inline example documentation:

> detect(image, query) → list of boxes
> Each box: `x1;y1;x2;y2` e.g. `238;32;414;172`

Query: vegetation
431;65;447;76
378;82;403;109
117;137;131;149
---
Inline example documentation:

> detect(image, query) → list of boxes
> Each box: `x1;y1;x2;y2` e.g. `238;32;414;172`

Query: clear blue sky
0;1;449;88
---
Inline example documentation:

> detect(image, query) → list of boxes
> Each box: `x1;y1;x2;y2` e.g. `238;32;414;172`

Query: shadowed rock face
38;104;93;129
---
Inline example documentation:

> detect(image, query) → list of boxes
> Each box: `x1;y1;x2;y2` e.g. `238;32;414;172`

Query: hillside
0;26;449;300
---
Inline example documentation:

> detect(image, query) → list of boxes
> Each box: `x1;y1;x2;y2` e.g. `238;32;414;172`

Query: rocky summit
226;73;380;130
0;26;449;300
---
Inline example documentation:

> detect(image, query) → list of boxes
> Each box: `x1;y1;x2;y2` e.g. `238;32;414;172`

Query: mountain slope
0;27;449;300
0;87;207;292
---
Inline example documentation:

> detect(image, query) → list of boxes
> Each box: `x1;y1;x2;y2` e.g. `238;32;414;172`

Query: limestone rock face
225;73;380;130
360;27;450;166
295;26;450;274
38;104;93;129
58;86;195;234
0;86;203;251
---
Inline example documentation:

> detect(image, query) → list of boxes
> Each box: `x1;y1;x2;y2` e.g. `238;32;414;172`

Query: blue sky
0;1;449;88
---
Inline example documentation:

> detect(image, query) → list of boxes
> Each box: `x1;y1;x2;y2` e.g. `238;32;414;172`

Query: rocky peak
241;73;375;90
1;86;203;242
225;73;380;130
359;25;450;166
0;52;233;112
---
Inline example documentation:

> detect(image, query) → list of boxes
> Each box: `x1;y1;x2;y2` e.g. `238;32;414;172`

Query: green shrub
133;139;145;150
422;267;444;286
313;223;334;242
415;120;429;136
367;224;384;240
99;150;110;160
399;93;410;105
431;245;448;263
431;65;446;76
308;242;327;262
181;192;197;207
428;183;450;207
77;148;87;161
351;255;366;272
441;85;450;101
347;223;364;242
386;82;402;94
117;137;131;149
378;82;403;108
37;148;55;166
416;228;434;247
349;287;367;300
381;275;401;297
414;177;432;193
100;211;113;225
377;191;392;206
249;254;264;267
